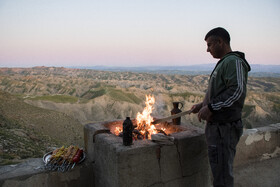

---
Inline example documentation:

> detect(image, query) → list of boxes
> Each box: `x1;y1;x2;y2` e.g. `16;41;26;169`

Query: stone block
94;133;161;187
92;123;210;187
93;133;119;187
159;144;182;182
117;143;161;187
172;131;209;178
84;122;110;162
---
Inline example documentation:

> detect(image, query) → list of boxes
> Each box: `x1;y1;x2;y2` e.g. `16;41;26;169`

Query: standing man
192;27;251;187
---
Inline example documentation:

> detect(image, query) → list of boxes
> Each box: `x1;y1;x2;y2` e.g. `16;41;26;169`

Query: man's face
206;36;223;59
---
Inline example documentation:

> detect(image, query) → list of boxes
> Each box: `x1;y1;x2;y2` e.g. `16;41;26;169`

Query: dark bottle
171;102;183;125
123;117;133;146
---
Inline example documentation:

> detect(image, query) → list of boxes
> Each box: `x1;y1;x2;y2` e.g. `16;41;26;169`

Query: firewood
151;133;174;145
156;129;167;136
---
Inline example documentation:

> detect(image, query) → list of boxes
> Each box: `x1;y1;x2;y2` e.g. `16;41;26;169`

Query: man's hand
191;102;203;113
198;105;212;122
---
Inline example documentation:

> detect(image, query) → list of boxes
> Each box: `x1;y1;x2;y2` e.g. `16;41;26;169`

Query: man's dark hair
205;27;231;44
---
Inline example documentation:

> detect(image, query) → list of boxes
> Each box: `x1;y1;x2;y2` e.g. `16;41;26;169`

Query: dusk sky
0;0;280;67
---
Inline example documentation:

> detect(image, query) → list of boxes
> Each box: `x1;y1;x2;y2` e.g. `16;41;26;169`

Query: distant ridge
69;64;215;72
68;64;280;77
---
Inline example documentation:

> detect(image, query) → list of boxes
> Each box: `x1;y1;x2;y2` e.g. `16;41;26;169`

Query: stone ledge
0;158;45;181
235;123;280;167
0;158;94;187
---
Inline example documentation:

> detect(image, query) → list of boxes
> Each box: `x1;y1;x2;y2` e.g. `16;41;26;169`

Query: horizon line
1;63;280;69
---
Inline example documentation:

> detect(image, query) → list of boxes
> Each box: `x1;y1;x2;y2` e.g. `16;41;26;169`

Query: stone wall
235;123;280;167
87;121;211;187
1;123;279;187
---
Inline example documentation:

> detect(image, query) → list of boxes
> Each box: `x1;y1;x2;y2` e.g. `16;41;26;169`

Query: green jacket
206;51;251;123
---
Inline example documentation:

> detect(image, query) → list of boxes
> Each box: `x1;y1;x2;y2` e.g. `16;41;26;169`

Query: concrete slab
234;157;280;187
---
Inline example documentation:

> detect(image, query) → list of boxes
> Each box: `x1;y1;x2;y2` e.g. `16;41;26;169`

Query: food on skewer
71;149;83;169
44;145;84;172
64;146;79;171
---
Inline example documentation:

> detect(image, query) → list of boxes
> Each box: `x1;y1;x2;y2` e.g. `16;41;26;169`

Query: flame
115;127;122;136
114;94;166;140
135;95;157;139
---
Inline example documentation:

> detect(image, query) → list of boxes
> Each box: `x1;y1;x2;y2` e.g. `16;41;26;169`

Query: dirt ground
234;157;280;187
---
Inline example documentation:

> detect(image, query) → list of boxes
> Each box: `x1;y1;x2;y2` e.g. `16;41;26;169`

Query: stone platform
85;120;211;187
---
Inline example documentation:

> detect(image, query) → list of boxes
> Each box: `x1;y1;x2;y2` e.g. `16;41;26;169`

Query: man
192;27;251;187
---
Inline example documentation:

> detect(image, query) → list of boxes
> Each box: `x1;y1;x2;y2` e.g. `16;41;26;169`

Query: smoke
152;94;170;118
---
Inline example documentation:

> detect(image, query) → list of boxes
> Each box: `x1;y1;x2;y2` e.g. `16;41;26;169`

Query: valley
0;66;279;165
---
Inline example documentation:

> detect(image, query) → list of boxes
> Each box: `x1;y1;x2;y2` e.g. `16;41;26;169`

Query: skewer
44;145;83;172
71;163;76;169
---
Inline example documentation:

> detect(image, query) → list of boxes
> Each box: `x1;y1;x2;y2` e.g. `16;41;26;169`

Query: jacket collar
210;51;251;77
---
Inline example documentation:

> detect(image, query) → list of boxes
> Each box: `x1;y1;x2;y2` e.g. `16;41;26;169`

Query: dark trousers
205;120;243;187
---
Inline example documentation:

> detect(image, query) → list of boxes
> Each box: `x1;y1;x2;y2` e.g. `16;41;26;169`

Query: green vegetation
0;90;84;166
107;88;142;104
80;86;141;104
0;127;47;160
0;113;53;165
81;88;106;100
29;95;78;103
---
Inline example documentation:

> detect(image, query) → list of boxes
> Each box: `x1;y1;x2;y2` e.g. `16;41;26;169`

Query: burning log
108;95;184;141
118;132;123;137
132;129;144;140
113;122;183;141
132;129;141;135
156;129;167;136
118;129;145;140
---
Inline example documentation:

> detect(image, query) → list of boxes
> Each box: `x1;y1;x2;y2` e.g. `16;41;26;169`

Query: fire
113;94;167;140
115;127;122;136
135;95;157;139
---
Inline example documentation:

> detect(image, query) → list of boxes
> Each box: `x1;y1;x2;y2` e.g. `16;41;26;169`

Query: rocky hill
0;67;279;126
0;90;83;165
0;67;279;164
